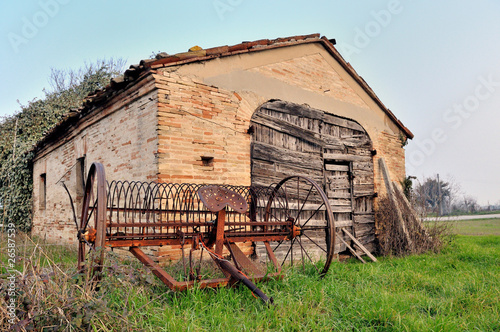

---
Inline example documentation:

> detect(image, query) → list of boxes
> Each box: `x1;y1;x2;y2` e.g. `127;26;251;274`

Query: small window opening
201;156;214;167
40;173;46;210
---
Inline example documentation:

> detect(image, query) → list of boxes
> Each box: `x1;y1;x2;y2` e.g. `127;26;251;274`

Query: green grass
449;217;500;236
1;234;499;331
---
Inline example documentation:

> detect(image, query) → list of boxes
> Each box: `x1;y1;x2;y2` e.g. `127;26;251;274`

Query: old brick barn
31;34;412;263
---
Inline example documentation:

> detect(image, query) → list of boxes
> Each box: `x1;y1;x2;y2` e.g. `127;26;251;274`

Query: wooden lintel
324;153;371;162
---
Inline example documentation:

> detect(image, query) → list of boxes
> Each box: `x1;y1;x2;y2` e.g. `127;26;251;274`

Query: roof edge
317;36;413;139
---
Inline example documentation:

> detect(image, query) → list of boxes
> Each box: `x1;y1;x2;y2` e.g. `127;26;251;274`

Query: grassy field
448;217;500;236
1;230;499;331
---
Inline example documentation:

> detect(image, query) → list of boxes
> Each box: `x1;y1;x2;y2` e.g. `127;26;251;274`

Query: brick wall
373;131;406;196
154;71;251;186
32;83;158;245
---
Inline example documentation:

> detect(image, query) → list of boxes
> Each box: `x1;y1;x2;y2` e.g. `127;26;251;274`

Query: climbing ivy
0;59;125;231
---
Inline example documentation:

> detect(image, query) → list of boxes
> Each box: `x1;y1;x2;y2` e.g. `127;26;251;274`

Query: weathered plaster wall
32;81;158;245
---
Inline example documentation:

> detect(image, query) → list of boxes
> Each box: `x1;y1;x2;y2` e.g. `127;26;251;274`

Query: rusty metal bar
129;246;230;291
217;259;273;304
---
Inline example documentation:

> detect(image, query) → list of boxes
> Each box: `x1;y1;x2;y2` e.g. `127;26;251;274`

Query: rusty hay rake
74;162;335;303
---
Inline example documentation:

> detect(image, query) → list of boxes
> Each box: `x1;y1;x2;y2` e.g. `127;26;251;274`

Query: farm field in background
1;228;499;331
450;217;500;236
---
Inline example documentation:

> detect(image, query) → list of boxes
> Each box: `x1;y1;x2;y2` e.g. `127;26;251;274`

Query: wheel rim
77;162;107;282
265;176;335;276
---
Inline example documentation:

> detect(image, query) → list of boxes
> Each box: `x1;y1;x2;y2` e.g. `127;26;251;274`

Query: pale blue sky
1;0;499;205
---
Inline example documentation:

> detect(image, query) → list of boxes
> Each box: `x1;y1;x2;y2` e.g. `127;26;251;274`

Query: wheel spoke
266;176;334;276
302;232;328;253
266;191;290;222
281;237;296;266
272;239;285;252
82;192;98;230
268;209;291;224
300;202;325;228
295;184;314;222
297;236;320;273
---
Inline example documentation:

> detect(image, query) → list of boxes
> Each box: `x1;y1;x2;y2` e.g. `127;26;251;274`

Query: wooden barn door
324;162;353;253
251;100;375;256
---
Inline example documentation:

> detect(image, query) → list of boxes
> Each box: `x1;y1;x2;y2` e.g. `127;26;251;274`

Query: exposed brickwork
373;131;406;197
32;86;158;244
154;71;251;186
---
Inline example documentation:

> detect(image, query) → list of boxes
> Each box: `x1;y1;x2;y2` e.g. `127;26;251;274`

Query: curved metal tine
301;232;328;253
159;183;170;225
112;180;126;225
129;181;140;225
267;186;292;223
299;202;325;229
61;181;79;230
298;235;320;273
267;195;290;222
107;181;116;231
149;183;160;233
295;183;314;224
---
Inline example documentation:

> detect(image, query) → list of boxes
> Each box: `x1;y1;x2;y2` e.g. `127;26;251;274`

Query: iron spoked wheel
77;162;107;284
265;176;335;276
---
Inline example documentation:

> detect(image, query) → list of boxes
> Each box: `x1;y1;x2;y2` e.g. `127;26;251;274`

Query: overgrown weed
1;233;499;331
0;233;163;331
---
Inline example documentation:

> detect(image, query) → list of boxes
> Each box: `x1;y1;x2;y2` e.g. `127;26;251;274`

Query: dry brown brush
0;234;157;331
376;188;452;257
